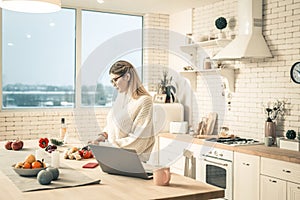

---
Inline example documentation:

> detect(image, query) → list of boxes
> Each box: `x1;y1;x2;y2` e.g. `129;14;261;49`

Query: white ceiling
62;0;220;14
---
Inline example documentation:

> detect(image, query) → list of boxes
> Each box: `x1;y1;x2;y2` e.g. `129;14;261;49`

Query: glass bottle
60;118;67;142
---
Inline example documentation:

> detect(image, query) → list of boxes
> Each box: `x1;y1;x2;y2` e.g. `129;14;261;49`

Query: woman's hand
88;132;108;145
88;139;100;145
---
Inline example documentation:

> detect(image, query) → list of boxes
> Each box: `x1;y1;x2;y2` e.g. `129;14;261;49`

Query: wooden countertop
159;133;300;164
0;140;224;200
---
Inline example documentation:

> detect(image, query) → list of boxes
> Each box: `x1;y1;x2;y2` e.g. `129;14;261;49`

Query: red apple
11;139;23;151
5;141;13;150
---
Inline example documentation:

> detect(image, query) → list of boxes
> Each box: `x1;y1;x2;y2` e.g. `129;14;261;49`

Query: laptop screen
89;145;153;179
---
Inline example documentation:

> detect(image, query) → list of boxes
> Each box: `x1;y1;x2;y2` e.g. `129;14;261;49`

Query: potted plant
215;17;227;39
157;71;176;103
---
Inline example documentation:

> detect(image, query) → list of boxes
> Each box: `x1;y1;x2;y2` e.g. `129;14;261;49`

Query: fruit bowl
12;164;46;177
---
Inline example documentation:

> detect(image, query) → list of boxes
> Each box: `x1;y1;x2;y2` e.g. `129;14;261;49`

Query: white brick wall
143;13;170;92
191;0;300;140
0;108;109;141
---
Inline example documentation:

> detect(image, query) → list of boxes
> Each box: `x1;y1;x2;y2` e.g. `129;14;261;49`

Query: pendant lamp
0;0;61;13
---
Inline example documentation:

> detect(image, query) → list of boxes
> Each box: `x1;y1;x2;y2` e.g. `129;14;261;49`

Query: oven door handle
204;158;228;167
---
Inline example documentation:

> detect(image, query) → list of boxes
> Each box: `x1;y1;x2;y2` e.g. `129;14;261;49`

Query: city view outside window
2;8;76;108
2;8;143;109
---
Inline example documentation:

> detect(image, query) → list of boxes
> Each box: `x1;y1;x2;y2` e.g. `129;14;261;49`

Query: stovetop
205;137;262;146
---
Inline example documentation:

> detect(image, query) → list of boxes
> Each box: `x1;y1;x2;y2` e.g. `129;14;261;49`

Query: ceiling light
0;0;61;13
97;0;104;4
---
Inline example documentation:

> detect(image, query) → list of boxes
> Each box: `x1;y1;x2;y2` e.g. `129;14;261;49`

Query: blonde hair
109;60;150;99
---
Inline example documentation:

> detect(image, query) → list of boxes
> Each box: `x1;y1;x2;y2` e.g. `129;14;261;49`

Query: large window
2;8;143;109
81;10;143;107
2;9;76;108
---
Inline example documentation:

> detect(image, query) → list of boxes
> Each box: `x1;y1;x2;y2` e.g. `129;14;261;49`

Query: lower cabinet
287;182;300;200
233;152;260;200
260;175;287;200
158;136;201;178
158;136;187;175
157;135;300;200
260;157;300;200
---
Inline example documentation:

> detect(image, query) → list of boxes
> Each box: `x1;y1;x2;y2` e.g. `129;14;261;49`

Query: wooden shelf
180;44;198;54
180;39;234;92
180;68;235;92
179;71;198;91
180;39;231;53
180;39;232;66
197;39;231;48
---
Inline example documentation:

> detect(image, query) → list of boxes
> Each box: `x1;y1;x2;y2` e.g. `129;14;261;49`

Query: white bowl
12;164;46;177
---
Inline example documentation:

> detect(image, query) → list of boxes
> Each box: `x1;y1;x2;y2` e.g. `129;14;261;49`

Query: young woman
90;60;155;161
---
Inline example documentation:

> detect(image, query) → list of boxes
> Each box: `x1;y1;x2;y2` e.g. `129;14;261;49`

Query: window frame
0;7;144;111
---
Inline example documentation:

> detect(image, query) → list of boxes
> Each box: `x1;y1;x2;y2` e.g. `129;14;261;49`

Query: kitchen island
0;140;224;200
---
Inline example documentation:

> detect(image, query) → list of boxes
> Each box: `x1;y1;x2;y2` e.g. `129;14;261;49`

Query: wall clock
290;62;300;84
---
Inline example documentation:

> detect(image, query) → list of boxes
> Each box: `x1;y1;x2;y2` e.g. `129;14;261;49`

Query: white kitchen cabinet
260;175;287;200
233;152;260;200
158;136;201;177
261;157;300;200
159;136;188;175
261;157;300;184
287;182;300;200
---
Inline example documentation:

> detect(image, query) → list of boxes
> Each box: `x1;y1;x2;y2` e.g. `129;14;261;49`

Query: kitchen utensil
264;136;274;147
206;112;217;134
203;57;211;69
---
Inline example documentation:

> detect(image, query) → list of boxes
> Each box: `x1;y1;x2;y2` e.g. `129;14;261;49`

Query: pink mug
153;167;171;186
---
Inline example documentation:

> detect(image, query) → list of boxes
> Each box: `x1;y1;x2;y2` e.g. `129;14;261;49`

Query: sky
2;8;142;87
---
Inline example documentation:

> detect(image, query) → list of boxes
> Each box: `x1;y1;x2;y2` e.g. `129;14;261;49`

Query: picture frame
154;94;167;103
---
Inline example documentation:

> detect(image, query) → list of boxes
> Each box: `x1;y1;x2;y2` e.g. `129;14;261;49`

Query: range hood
213;0;272;60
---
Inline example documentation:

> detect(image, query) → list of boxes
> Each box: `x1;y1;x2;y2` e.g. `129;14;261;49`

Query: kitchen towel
0;147;100;192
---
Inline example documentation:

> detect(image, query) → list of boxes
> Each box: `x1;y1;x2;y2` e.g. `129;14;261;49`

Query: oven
199;147;233;200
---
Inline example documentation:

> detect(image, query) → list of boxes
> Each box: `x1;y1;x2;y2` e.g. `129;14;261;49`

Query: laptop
89;144;153;180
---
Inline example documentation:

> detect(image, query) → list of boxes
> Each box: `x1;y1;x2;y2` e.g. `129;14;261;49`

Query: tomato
90;151;94;158
78;150;84;157
83;150;92;159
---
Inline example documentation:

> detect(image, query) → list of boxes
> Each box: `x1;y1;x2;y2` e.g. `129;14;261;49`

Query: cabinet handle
297;187;300;190
282;169;291;173
242;162;250;166
204;159;228;167
269;179;277;183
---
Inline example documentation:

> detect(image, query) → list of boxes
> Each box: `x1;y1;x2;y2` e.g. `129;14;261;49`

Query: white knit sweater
103;93;155;161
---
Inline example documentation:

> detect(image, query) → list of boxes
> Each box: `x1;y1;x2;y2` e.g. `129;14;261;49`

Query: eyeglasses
110;73;125;84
